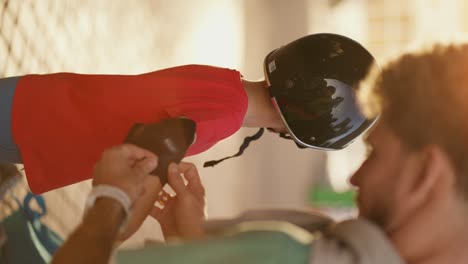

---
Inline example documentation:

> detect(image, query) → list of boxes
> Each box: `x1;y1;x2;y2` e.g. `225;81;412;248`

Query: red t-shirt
12;65;248;194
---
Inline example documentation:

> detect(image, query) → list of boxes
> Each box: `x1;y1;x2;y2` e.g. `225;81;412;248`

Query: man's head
352;43;468;259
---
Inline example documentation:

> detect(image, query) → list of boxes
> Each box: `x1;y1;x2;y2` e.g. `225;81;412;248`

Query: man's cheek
370;196;395;229
357;190;380;220
356;192;370;218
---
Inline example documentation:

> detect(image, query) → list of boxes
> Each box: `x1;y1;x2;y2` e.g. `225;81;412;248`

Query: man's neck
403;234;468;264
390;198;468;264
241;79;285;130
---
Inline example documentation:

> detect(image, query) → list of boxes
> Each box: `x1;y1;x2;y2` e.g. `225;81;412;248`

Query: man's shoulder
203;208;333;235
311;219;405;264
204;211;404;264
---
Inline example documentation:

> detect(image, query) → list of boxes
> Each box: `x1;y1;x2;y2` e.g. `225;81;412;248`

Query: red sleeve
12;65;247;193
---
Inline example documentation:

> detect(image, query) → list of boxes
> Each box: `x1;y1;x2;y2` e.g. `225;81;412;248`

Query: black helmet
264;33;378;150
204;33;378;168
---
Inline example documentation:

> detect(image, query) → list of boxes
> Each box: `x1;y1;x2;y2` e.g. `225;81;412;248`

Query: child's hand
150;162;206;240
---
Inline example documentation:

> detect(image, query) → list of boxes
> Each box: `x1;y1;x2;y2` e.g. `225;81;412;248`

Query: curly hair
358;43;468;198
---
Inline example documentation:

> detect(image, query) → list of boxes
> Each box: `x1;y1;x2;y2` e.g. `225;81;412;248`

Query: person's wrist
85;185;133;235
80;198;127;243
92;179;140;203
95;197;126;219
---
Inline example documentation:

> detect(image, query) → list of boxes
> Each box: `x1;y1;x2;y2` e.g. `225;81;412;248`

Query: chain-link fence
4;0;468;249
0;0;86;222
0;0;173;246
0;0;227;247
1;0;84;77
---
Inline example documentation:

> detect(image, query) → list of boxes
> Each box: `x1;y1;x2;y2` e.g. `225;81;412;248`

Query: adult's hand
92;144;162;240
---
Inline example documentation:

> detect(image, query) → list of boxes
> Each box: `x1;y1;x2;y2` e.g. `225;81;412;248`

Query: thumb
133;157;158;177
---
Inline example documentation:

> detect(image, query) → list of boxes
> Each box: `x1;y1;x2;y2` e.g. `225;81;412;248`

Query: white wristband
85;185;132;234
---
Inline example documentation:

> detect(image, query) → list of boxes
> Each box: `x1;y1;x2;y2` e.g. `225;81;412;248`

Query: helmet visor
268;76;377;150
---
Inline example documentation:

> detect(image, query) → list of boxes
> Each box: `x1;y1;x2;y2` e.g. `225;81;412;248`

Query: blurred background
1;0;468;248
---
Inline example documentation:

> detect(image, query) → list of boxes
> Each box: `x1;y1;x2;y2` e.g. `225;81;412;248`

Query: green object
309;185;356;208
117;223;313;264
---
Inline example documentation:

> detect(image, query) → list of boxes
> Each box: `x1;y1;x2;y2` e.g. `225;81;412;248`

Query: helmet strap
203;128;265;168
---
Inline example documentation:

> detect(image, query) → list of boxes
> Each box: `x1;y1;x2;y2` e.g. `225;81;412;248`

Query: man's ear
405;145;454;209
